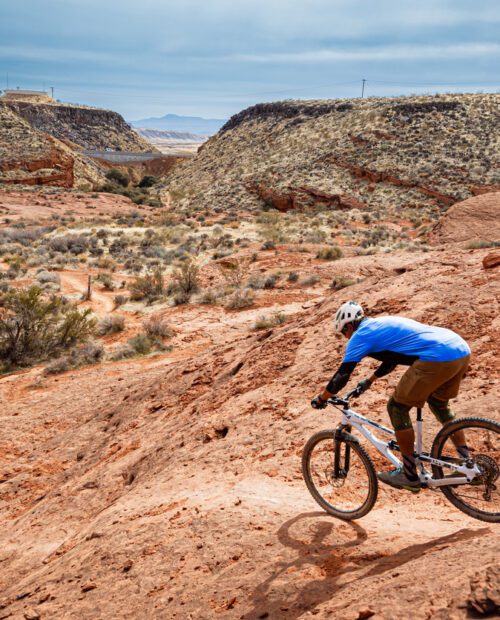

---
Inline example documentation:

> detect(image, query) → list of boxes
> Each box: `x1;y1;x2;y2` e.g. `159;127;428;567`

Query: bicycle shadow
241;512;490;620
241;511;367;620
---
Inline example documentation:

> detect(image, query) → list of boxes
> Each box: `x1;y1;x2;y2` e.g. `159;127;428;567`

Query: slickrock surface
0;241;498;619
430;191;500;245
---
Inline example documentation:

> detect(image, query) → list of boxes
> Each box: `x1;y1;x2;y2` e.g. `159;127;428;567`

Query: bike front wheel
431;416;500;523
302;429;378;520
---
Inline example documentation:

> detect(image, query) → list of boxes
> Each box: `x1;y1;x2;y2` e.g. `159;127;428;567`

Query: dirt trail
59;270;115;316
0;243;498;619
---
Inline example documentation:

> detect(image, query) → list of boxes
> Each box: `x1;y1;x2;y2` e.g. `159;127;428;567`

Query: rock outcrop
3;100;155;153
0;104;78;187
164;93;500;223
0;100;159;188
429;191;500;245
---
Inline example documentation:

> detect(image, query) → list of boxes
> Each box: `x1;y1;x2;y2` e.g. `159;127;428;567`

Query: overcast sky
1;0;498;120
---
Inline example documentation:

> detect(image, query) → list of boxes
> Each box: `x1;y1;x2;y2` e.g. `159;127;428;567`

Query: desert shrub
97;314;125;336
302;229;327;244
197;288;222;305
113;294;129;308
105;168;130;187
96;272;115;290
225;288;255;309
1;226;50;246
43;356;71;375
43;341;103;375
300;275;320;286
246;276;265;290
218;257;249;288
109;237;129;256
127;333;152;355
130;268;164;302
109;343;135;361
138;175;158;188
287;271;299;282
316;246;343;260
95;257;116;271
253;312;287;330
96;229;109;241
0;286;96;370
263;274;280;289
466;240;499;249
143;315;174;339
169;260;200;296
330;276;356;291
212;249;233;260
36;270;61;286
171;290;191;306
50;234;88;255
261;240;276;250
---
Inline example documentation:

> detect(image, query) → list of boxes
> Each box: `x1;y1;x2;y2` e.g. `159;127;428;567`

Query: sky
0;0;498;120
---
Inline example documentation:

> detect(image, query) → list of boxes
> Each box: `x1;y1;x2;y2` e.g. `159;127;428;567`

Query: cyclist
311;301;471;492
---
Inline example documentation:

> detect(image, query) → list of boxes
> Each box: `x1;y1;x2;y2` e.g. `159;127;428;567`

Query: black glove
311;395;328;409
355;379;372;395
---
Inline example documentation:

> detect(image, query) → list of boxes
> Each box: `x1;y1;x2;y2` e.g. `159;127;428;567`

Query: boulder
429;192;500;245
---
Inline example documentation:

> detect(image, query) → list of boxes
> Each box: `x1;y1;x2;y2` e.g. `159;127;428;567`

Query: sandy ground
0;190;153;226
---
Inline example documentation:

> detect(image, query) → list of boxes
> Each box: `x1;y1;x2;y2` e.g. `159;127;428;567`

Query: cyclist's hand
311;395;328;409
355;379;372;395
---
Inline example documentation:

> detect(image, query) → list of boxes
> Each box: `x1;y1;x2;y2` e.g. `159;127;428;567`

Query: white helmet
335;301;364;333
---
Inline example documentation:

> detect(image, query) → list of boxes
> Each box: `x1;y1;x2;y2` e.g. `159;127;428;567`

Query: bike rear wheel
302;429;378;520
431;417;500;523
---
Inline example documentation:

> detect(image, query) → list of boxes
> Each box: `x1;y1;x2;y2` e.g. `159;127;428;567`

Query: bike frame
333;399;482;488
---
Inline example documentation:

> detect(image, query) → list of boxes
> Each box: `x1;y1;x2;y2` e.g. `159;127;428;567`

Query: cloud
228;43;500;63
0;45;116;64
1;0;498;118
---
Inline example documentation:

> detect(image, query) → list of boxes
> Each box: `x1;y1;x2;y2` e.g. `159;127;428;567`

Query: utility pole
361;78;366;98
50;86;54;99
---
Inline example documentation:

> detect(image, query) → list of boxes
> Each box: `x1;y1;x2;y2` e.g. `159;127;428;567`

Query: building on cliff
1;89;54;103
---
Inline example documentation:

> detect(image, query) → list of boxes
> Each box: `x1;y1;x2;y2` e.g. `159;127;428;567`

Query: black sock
457;445;470;459
403;455;418;481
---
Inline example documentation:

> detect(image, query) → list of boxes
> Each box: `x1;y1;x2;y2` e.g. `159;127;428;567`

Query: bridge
82;150;193;163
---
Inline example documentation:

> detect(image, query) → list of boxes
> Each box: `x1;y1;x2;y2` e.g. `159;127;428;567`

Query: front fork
333;424;352;479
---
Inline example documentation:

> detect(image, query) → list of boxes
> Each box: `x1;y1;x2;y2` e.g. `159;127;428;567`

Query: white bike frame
336;403;482;488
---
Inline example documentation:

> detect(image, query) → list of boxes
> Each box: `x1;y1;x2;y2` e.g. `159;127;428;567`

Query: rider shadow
241;512;490;620
241;511;367;620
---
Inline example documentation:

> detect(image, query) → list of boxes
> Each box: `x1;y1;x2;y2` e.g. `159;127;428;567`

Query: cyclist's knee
387;397;413;431
427;395;454;425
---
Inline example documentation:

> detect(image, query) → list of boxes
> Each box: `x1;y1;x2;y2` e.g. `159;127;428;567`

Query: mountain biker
311;301;471;492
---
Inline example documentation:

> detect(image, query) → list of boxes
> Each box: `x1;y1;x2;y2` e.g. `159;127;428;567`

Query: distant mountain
129;113;226;136
135;128;205;141
133;127;206;154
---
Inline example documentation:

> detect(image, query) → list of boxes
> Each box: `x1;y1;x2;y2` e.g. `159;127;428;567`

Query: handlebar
327;387;361;407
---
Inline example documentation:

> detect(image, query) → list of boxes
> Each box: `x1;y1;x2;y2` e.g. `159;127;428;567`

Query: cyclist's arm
373;361;397;378
320;361;357;400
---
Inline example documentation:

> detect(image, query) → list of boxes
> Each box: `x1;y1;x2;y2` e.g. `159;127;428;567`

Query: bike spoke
308;438;372;513
437;423;499;517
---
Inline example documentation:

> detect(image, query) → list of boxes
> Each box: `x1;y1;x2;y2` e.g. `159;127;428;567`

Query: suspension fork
334;424;352;477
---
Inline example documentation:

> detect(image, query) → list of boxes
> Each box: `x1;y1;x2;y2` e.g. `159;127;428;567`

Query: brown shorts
393;355;470;408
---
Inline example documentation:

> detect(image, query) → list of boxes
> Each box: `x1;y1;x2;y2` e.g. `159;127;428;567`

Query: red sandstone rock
429;192;500;244
483;251;500;269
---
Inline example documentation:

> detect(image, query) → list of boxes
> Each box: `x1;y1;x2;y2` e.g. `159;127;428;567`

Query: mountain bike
302;389;500;523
